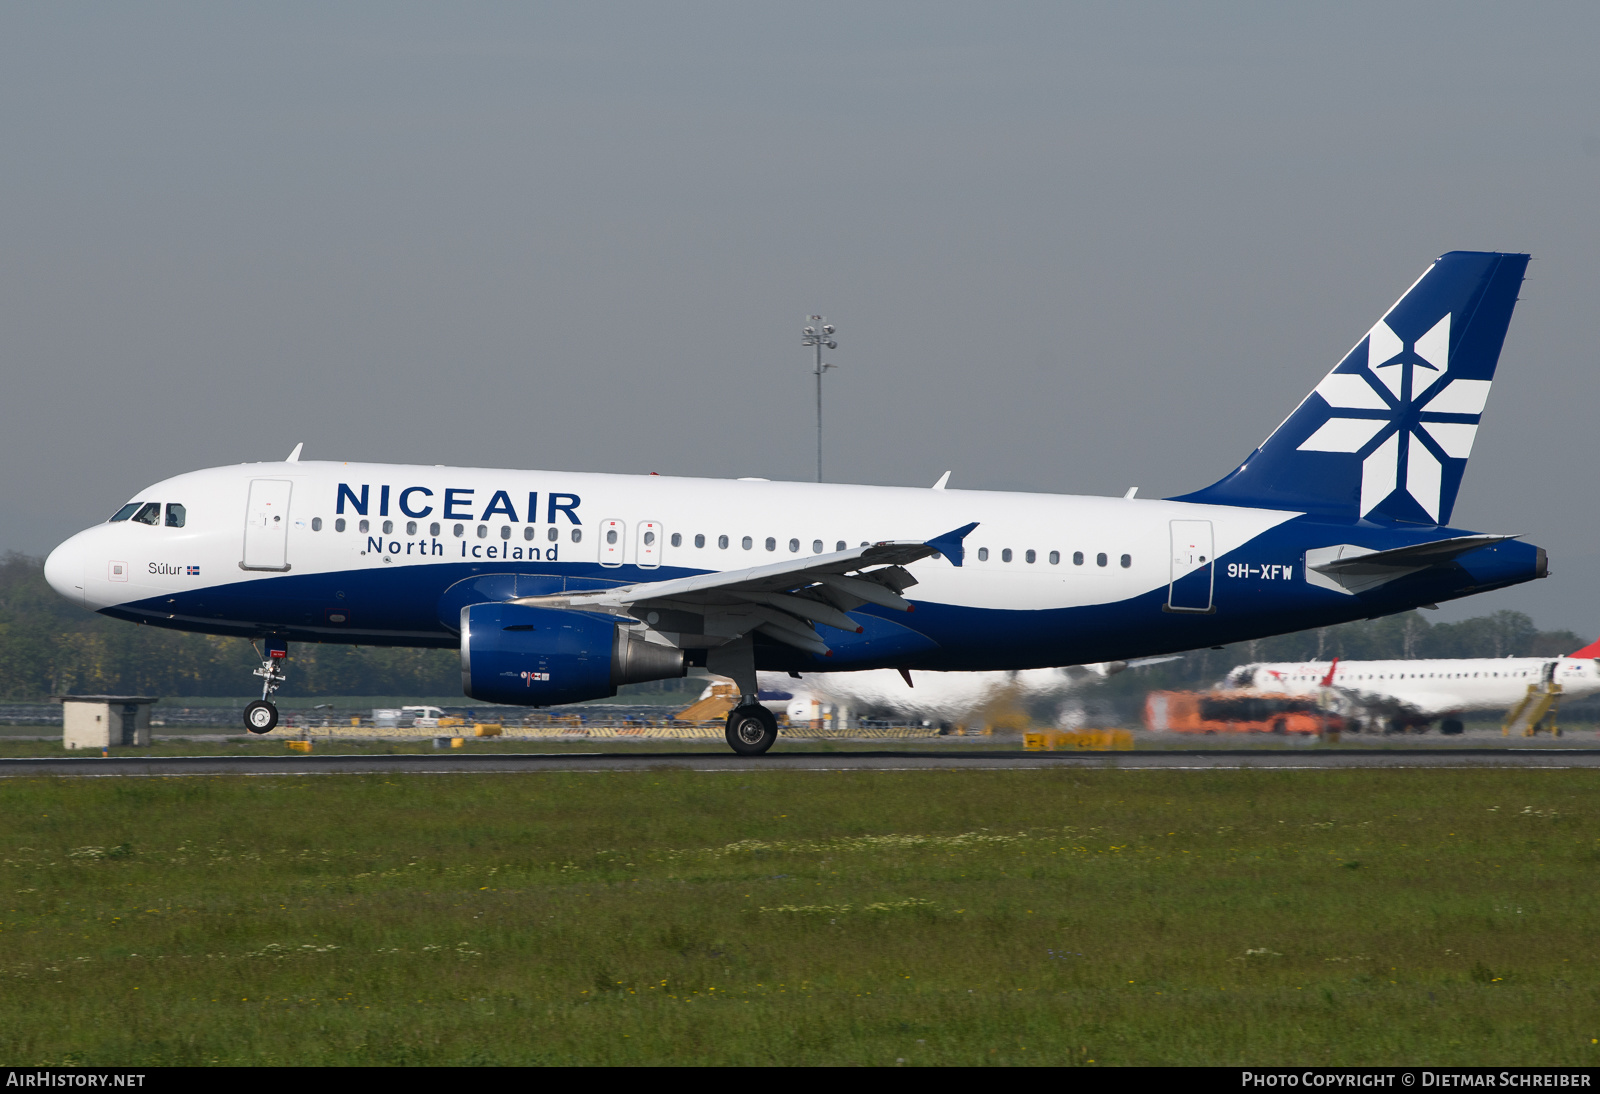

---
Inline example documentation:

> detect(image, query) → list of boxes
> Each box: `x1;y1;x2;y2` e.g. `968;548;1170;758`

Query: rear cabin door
599;519;625;567
241;479;293;571
636;521;662;568
1167;519;1214;613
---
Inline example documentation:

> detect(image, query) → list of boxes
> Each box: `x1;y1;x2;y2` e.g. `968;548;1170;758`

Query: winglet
932;471;951;490
926;522;979;567
1320;657;1340;688
286;442;304;463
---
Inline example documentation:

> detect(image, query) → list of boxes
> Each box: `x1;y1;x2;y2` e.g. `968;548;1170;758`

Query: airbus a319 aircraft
44;251;1545;754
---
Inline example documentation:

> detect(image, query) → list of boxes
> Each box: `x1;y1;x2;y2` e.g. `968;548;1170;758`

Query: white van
372;706;447;729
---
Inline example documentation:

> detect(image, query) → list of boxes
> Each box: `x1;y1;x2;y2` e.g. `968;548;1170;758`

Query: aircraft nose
44;534;87;608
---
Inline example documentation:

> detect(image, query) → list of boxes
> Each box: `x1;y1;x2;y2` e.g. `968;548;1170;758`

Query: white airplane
724;660;1172;728
1223;638;1600;733
43;251;1548;753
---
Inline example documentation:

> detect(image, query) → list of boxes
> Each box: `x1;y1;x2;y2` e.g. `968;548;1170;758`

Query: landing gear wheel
1440;718;1464;736
244;700;279;734
725;705;778;756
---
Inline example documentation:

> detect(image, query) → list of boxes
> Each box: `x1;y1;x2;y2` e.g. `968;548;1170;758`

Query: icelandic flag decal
186;565;201;576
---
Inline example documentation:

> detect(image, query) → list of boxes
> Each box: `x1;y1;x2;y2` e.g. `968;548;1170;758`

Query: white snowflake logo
1296;312;1491;521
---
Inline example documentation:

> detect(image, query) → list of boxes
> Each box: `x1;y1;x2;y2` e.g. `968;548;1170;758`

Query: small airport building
54;695;158;749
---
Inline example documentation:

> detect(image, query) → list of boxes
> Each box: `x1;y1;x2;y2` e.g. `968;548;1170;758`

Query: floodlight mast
801;315;838;482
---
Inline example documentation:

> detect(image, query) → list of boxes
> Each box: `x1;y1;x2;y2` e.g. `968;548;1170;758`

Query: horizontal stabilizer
1305;534;1517;596
1310;534;1517;575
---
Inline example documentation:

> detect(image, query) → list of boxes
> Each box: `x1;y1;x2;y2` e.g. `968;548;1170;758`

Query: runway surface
4;748;1600;776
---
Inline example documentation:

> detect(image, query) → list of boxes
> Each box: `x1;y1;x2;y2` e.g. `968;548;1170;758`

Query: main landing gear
725;705;778;756
709;634;778;756
245;640;289;734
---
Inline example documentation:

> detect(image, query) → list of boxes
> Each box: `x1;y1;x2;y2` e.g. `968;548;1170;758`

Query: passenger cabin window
719;535;729;549
430;523;441;536
546;527;557;541
131;503;161;526
1073;551;1084;566
109;503;142;522
453;524;464;537
165;503;186;528
358;519;370;533
312;517;323;531
336;518;347;533
524;526;535;541
606;529;618;545
695;534;706;548
571;529;581;543
644;531;656;546
1120;554;1132;568
1049;550;1060;565
1096;553;1108;567
382;520;394;535
671;533;682;547
765;537;776;551
836;541;846;551
406;521;418;536
477;525;488;539
1025;549;1036;564
500;525;511;540
813;540;823;553
1001;549;1013;562
742;536;753;550
977;548;989;561
789;538;800;552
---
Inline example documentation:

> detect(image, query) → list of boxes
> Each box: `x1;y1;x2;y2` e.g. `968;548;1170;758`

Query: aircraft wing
509;523;978;656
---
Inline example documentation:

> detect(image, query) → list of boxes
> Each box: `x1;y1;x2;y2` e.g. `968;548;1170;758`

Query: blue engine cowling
460;602;686;706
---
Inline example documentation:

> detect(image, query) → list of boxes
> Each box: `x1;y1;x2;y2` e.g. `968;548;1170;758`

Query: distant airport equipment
55;694;158;750
1145;690;1339;735
1502;677;1564;737
1023;729;1134;751
1224;638;1600;734
43;252;1546;755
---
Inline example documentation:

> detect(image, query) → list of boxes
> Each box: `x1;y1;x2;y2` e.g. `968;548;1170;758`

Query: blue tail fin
1174;251;1529;525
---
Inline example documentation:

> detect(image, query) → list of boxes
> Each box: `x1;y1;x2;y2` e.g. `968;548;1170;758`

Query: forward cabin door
242;479;293;572
1166;519;1214;613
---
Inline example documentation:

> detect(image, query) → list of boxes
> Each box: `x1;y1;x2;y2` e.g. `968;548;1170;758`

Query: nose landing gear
245;640;289;734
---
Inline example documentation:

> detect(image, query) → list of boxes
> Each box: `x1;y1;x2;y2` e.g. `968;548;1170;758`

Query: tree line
0;553;1587;700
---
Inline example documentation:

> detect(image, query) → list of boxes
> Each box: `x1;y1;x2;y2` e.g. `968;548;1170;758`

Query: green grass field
1;769;1597;1066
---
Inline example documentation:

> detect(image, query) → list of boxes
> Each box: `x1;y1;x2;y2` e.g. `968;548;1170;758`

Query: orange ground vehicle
1144;690;1343;735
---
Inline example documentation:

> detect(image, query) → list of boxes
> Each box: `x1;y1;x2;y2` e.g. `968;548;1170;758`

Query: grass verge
1;769;1597;1065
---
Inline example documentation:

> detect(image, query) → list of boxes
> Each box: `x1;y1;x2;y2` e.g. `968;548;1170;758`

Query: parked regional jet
44;251;1545;754
1224;639;1600;733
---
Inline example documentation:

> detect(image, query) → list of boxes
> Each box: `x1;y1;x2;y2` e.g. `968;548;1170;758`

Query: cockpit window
109;503;142;522
130;502;162;526
165;503;186;528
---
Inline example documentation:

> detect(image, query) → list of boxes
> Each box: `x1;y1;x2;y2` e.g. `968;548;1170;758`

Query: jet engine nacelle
460;602;685;706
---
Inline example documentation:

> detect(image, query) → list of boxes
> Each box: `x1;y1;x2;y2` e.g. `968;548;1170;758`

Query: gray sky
4;3;1597;633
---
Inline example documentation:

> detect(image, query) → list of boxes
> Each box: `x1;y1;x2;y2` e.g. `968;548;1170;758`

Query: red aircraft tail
1568;638;1600;659
1320;658;1340;688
